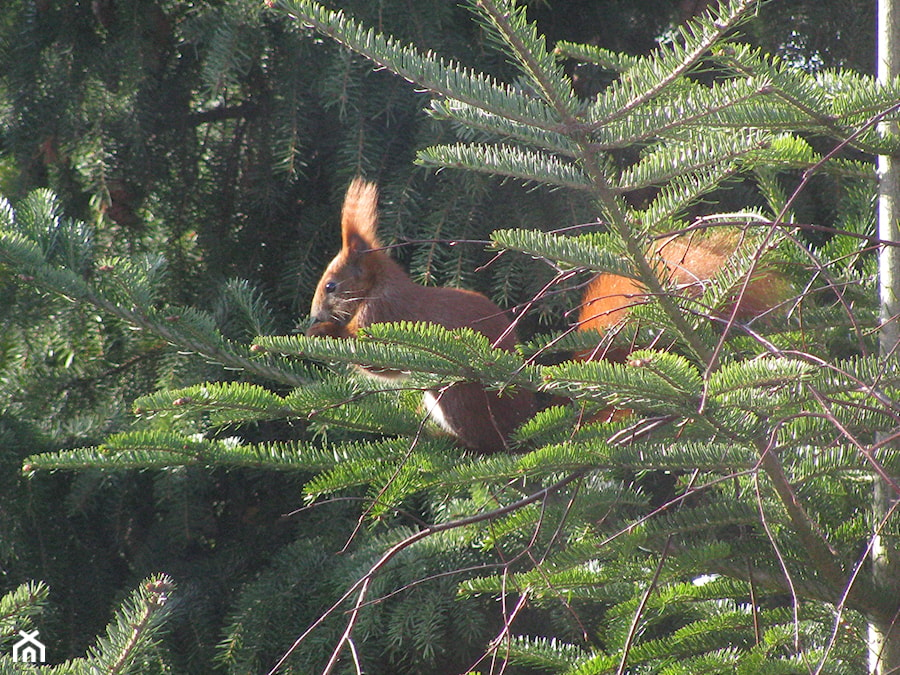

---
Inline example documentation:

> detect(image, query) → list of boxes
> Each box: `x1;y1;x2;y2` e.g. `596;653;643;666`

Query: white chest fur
422;390;454;435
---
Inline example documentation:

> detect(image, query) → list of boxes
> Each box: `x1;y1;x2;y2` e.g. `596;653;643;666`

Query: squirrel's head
308;178;384;334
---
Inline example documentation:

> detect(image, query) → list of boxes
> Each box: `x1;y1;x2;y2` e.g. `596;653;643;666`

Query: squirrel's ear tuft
341;177;381;253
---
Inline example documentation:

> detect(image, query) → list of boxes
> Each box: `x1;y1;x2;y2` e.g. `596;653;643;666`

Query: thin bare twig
616;537;673;675
754;472;802;651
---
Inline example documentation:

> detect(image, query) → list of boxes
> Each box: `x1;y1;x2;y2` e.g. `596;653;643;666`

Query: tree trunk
872;0;900;672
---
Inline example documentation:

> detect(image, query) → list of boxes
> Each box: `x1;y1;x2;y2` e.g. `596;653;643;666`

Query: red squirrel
307;178;535;453
578;231;788;360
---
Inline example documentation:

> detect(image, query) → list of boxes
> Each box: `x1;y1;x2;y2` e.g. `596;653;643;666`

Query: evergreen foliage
0;575;172;674
0;0;896;673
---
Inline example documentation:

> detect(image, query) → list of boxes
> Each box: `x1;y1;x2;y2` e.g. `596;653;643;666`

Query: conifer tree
1;0;898;673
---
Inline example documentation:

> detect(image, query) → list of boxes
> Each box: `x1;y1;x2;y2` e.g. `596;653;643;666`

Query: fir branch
134;382;288;420
220;277;278;339
428;99;578;155
639;166;743;228
274;0;562;131
257;322;542;390
0;581;49;639
707;357;813;400
541;349;704;415
554;41;639;73
287;380;428;437
715;44;900;155
301;441;447;503
469;0;581;122
574;4;763;367
589;76;765;149
84;575;174;675
580;143;716;365
416;142;593;190
490;229;635;276
589;0;761;129
519;438;758;474
24;432;319;471
616;130;770;192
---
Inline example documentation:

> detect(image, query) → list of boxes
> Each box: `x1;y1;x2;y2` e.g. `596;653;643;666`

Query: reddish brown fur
579;231;788;345
576;231;788;422
308;178;534;452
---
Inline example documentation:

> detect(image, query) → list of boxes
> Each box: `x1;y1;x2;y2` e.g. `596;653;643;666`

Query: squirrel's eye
324;281;337;294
